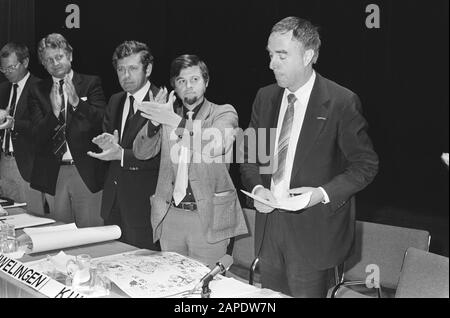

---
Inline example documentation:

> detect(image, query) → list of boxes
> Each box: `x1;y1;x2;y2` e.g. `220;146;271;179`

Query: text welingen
0;253;84;298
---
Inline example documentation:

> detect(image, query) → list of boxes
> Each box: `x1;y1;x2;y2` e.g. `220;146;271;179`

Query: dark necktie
52;80;67;157
3;83;18;154
272;93;297;185
123;95;135;134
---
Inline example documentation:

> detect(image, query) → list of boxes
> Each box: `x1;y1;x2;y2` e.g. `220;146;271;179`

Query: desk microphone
194;254;233;290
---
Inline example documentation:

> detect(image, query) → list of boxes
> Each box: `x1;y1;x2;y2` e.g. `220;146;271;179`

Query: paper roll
23;224;122;254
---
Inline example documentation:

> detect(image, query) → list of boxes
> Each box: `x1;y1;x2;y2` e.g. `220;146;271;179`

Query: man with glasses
87;41;162;250
0;42;45;214
28;33;107;227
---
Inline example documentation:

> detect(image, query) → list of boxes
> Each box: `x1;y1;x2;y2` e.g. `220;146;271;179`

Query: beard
183;95;199;105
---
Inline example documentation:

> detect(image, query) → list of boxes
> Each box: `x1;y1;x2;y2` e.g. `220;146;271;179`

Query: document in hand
240;189;311;211
20;223;121;254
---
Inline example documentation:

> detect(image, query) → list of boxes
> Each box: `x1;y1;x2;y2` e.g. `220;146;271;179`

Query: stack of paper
0;213;55;229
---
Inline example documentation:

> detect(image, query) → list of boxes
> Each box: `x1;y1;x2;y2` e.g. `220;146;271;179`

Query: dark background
1;0;448;255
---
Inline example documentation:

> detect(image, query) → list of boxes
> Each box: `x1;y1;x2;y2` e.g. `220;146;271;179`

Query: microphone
194;254;233;290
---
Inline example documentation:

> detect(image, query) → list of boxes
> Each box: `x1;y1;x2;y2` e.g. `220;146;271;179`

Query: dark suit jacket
29;72;107;195
240;73;379;270
101;84;161;228
0;74;41;182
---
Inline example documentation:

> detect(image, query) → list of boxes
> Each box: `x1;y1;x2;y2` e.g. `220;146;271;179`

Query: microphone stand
201;279;212;298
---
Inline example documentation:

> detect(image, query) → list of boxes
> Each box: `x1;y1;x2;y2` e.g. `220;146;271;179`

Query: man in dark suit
240;17;379;297
29;33;107;227
88;41;161;250
0;42;45;213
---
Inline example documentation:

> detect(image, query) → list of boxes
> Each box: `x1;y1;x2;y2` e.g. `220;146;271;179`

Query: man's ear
303;49;315;66
146;64;153;78
22;57;30;69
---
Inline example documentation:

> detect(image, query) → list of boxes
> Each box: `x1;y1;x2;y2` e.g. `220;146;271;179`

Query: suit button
166;200;170;204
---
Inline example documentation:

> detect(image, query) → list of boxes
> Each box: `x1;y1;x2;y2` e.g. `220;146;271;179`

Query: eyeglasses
43;54;66;66
0;62;21;74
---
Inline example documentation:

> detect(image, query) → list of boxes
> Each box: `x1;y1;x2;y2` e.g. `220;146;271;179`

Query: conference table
0;208;283;298
0;207;139;298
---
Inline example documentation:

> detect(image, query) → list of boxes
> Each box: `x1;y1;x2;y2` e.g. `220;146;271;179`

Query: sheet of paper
209;276;283;298
0;213;55;229
241;189;311;211
22;224;121;253
91;250;211;298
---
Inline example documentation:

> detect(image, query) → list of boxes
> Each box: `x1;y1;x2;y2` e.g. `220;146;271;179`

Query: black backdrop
1;0;449;253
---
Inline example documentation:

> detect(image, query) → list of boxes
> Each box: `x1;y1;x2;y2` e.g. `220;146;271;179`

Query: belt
172;200;197;211
61;159;75;165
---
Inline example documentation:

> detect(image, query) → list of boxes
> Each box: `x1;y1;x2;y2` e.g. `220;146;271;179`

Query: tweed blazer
133;99;248;243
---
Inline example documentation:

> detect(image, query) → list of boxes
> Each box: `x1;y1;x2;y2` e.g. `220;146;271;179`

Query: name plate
0;253;84;298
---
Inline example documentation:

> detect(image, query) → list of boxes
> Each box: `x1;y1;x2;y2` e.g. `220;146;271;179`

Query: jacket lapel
0;83;11;110
13;75;33;119
262;87;284;181
290;73;330;184
66;72;83;126
121;83;159;147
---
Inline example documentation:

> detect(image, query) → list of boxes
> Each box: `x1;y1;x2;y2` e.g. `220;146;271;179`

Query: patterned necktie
52;80;67;157
173;111;194;205
3;83;18;154
272;93;297;185
123;95;135;135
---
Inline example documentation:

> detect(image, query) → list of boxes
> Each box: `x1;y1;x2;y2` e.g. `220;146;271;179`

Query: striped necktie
52;80;67;157
272;93;297;185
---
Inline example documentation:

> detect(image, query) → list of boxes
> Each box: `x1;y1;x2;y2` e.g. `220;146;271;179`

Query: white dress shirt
2;72;30;152
120;80;151;166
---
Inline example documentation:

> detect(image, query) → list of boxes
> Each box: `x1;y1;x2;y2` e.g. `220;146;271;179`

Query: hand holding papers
241;189;312;212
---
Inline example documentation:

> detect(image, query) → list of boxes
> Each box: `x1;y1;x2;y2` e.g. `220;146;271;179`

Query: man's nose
269;57;277;70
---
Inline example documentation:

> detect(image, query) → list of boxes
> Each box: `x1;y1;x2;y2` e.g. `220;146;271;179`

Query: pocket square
80;97;87;101
317;117;327;120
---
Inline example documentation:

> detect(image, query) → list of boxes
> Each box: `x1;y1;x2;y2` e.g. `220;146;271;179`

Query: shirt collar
127;80;151;104
182;98;206;120
13;71;30;89
52;69;74;84
284;70;316;106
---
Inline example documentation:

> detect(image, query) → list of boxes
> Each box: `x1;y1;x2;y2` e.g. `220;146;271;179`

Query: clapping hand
138;90;181;127
0;115;14;129
87;130;123;161
50;82;63;117
64;75;79;107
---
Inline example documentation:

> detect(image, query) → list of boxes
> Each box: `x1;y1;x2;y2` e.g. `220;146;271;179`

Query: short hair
169;54;209;88
271;16;321;64
112;41;153;70
0;42;30;63
37;33;73;64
